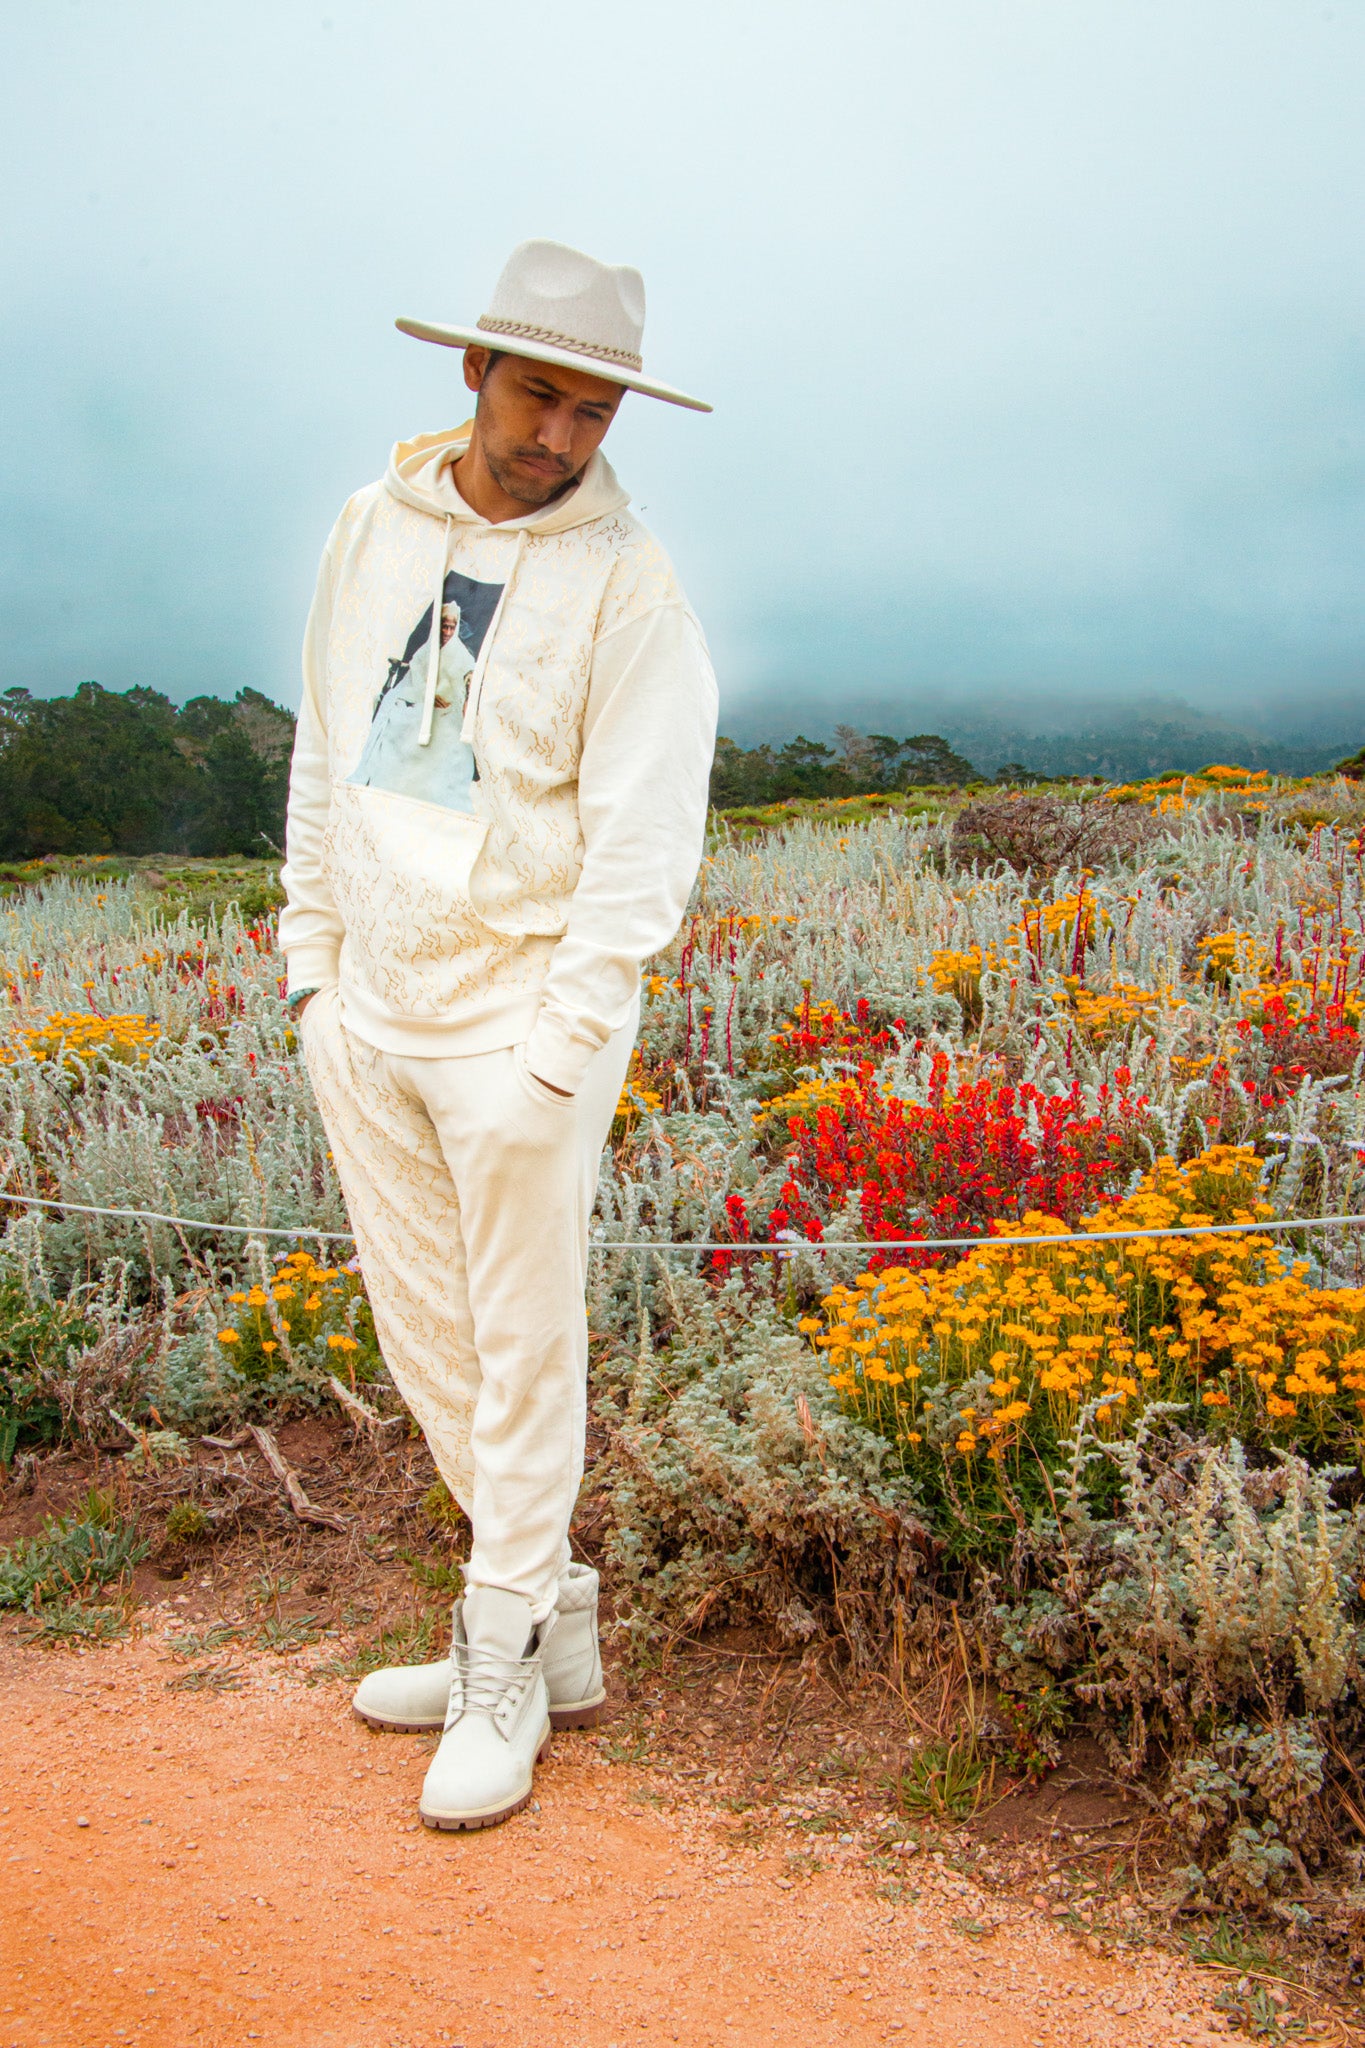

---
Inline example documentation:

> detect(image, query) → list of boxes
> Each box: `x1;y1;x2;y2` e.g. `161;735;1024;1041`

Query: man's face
462;348;624;506
439;607;458;644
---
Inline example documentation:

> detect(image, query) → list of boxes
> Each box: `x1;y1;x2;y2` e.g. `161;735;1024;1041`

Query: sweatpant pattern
299;985;635;1617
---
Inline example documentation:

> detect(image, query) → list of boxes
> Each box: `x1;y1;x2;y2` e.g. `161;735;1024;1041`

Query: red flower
764;1064;1147;1267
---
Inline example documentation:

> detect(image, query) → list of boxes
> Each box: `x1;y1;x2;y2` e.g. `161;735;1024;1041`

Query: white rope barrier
595;1215;1365;1253
0;1191;355;1242
1;1188;1363;1256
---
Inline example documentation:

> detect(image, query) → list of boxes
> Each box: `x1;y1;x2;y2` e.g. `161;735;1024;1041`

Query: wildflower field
6;768;1365;1915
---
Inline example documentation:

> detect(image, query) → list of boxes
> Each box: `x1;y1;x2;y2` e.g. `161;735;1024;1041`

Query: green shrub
995;1424;1365;1906
164;1500;209;1542
0;1275;97;1463
594;1280;926;1665
421;1479;465;1533
0;1488;147;1613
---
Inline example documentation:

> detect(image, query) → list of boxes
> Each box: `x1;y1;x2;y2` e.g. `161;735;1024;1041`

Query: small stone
75;1818;89;1829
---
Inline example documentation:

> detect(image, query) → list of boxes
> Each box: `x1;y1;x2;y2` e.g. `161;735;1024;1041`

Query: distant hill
718;690;1359;783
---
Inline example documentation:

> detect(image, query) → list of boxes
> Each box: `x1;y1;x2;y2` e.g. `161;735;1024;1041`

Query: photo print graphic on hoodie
348;569;505;813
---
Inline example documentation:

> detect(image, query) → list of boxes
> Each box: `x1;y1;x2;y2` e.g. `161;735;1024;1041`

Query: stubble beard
484;441;579;508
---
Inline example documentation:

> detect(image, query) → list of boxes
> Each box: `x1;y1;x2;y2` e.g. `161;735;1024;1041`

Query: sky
1;0;1362;743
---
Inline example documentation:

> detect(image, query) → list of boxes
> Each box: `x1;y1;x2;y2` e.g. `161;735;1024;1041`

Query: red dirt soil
0;1635;1231;2048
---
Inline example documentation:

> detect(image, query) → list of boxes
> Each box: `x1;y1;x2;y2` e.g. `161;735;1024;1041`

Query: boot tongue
463;1586;535;1661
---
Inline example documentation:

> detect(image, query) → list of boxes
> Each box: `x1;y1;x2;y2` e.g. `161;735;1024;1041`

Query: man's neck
450;435;577;527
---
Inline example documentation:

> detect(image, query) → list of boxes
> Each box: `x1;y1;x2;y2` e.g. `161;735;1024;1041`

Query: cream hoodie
279;426;717;1093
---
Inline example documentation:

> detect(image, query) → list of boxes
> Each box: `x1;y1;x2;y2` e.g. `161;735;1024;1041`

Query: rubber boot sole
356;1688;607;1736
419;1726;553;1833
549;1688;607;1731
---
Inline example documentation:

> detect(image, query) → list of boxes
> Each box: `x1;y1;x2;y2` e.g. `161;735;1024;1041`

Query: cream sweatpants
299;985;636;1620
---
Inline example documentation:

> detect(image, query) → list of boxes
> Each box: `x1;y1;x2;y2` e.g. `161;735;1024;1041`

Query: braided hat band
476;315;643;374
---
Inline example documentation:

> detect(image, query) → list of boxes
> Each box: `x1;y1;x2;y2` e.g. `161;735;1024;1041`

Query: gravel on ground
0;1632;1233;2048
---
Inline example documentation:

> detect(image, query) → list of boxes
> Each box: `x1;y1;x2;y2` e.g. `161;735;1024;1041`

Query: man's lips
513;452;571;479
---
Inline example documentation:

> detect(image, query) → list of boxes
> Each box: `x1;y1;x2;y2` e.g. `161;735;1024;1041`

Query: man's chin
489;460;576;507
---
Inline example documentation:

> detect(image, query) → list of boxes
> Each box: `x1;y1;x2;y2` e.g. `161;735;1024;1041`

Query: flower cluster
216;1248;379;1385
1234;994;1362;1091
614;1051;666;1134
767;994;904;1068
751;998;906;1129
808;1145;1365;1466
0;1012;159;1069
1065;979;1185;1041
764;1057;1149;1255
1106;764;1282;812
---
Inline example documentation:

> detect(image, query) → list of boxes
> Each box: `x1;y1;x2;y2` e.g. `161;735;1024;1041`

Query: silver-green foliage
592;1269;925;1664
997;1426;1365;1903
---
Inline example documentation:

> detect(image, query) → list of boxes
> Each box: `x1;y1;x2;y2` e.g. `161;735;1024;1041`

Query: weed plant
0;1487;146;1618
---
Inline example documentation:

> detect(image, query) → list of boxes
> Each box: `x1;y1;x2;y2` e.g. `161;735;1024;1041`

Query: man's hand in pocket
529;1071;571;1097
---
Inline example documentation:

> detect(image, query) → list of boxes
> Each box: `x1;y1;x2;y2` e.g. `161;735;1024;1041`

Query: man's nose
535;406;577;458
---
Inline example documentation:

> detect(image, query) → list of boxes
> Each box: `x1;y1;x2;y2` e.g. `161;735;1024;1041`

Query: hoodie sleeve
522;598;718;1095
278;536;345;995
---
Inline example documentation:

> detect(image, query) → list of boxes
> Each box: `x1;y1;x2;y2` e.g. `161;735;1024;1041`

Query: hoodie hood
385;424;630;533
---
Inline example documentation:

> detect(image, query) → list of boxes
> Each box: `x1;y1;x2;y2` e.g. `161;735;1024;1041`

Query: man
279;239;716;1830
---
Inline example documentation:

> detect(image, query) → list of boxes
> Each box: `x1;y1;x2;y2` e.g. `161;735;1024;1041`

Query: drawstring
459;528;528;747
418;514;453;748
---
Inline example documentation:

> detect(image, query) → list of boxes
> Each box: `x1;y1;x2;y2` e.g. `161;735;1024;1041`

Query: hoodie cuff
285;945;341;1000
523;1010;603;1098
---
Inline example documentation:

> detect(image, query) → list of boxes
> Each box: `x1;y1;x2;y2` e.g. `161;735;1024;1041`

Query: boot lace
452;1639;532;1718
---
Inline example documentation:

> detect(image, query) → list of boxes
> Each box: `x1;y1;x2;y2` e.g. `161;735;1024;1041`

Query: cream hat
396;238;711;413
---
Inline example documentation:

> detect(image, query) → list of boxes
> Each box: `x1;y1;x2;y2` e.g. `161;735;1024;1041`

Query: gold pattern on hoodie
280;425;718;1078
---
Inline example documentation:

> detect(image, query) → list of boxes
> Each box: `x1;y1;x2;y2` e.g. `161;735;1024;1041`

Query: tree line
0;684;1015;860
710;725;1001;806
0;683;295;859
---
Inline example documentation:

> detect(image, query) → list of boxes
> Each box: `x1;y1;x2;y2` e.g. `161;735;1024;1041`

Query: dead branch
246;1423;347;1532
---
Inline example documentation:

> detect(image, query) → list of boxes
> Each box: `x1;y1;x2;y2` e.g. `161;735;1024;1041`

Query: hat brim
395;318;712;413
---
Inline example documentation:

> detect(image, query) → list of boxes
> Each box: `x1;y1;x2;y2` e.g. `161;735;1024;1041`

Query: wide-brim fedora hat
396;238;711;413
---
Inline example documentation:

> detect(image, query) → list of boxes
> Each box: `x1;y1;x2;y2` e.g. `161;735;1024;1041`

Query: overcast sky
2;0;1362;737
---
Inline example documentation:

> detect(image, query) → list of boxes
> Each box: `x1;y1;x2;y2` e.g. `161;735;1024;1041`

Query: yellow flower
217;1328;240;1345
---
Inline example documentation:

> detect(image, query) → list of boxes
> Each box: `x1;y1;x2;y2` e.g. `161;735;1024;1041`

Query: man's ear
463;345;492;394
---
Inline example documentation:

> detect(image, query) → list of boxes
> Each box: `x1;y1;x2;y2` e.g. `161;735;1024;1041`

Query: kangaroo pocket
323;781;509;1016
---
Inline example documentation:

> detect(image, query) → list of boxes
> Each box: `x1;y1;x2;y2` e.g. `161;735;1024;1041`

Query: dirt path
0;1631;1235;2048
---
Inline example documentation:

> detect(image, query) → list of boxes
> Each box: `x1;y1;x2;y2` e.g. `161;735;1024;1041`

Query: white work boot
541;1562;606;1727
419;1587;551;1832
352;1561;605;1733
